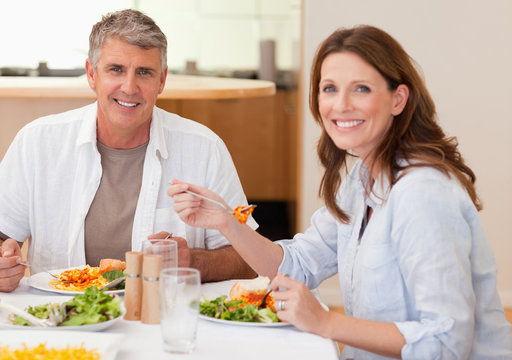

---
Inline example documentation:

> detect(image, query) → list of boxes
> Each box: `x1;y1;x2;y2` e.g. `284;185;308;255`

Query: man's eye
110;67;122;72
138;69;150;75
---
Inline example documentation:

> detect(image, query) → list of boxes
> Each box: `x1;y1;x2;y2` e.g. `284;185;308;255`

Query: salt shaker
141;254;162;324
124;251;143;320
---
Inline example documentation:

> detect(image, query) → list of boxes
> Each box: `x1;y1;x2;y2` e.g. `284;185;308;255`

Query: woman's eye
356;85;370;93
322;85;336;93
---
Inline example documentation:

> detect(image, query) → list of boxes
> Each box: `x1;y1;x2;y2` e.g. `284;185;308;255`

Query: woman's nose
333;92;353;112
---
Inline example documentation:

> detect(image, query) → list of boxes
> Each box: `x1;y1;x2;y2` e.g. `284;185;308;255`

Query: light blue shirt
278;160;512;359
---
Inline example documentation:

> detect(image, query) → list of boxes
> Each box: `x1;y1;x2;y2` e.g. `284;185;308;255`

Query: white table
1;278;339;359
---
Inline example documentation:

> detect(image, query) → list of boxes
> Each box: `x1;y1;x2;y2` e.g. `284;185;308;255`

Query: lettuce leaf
101;270;125;289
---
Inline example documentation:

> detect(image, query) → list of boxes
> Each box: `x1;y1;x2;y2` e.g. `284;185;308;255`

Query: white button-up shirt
278;160;512;359
0;103;256;273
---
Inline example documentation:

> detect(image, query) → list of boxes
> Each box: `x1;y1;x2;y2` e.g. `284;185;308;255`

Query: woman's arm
168;180;284;277
271;273;405;358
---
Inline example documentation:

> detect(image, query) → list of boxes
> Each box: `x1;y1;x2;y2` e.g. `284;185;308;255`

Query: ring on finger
278;300;286;311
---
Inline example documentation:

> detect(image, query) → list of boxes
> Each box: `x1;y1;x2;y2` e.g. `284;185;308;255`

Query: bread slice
99;258;126;272
229;276;270;304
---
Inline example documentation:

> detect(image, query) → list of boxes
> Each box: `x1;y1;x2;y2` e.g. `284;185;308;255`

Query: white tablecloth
0;278;340;359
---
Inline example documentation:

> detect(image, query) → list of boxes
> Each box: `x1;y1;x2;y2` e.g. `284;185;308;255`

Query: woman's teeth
116;100;138;107
335;120;363;128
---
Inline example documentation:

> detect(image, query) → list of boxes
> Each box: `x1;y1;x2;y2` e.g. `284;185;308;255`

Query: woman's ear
391;84;409;116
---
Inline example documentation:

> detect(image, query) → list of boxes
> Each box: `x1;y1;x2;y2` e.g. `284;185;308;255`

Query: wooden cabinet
157;89;298;202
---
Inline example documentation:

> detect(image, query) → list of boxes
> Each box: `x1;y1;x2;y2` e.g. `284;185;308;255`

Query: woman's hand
271;272;330;334
167;179;233;231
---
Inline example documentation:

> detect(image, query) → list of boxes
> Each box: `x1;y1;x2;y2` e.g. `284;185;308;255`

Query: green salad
101;269;126;289
11;287;122;327
200;295;279;323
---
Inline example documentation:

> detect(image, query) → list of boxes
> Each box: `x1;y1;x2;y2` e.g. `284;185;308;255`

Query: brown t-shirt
84;141;147;266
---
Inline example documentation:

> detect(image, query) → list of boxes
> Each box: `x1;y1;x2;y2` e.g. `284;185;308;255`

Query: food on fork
232;205;254;224
183;189;255;223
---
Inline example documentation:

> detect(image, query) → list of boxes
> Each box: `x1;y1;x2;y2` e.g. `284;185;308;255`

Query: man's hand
0;239;24;292
147;231;256;282
147;231;190;267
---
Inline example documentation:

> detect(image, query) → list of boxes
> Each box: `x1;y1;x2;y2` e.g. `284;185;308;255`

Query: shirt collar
149;106;169;160
75;103;169;159
358;160;392;207
76;102;98;147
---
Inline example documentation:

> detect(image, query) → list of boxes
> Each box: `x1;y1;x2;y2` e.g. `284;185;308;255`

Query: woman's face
318;52;406;161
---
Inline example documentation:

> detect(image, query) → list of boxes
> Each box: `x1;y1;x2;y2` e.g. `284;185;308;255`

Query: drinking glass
141;239;177;269
159;267;201;354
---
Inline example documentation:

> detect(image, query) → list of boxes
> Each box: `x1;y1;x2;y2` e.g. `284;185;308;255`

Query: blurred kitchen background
1;0;300;83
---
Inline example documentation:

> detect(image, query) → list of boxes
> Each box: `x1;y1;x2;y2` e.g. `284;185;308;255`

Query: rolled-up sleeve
396;318;455;359
277;207;339;289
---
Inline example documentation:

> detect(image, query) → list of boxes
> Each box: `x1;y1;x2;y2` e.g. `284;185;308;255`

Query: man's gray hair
88;9;167;70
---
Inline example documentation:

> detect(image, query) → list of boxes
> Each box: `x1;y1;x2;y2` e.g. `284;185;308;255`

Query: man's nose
121;72;138;94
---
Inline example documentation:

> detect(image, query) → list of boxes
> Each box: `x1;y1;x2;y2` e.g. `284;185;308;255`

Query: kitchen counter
0;74;275;99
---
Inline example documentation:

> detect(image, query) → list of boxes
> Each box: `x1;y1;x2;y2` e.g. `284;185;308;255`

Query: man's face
86;37;167;148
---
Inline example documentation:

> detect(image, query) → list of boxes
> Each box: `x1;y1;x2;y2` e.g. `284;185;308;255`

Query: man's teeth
117;100;138;107
335;120;363;128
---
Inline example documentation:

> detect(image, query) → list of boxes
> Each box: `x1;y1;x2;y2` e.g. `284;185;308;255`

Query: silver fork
19;262;71;283
185;190;256;214
99;276;126;291
0;298;61;327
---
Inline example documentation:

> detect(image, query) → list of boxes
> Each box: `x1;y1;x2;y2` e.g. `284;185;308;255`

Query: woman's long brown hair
309;25;481;223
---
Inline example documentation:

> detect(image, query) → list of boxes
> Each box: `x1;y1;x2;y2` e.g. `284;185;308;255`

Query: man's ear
85;59;96;92
391;84;409;116
158;66;168;95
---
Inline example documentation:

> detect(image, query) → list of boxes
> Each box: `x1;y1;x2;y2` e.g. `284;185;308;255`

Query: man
0;9;257;292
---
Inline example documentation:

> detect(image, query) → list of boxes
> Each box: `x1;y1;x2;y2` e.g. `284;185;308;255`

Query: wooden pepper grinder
141;254;162;324
124;251;143;321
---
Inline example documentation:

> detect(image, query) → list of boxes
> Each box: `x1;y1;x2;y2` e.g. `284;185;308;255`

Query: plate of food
28;259;126;295
0;330;124;360
199;277;291;327
0;287;124;331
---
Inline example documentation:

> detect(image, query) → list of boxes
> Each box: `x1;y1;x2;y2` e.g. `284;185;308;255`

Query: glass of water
159;267;201;354
141;239;177;269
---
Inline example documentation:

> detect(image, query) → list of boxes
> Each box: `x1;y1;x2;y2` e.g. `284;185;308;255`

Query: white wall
304;0;512;307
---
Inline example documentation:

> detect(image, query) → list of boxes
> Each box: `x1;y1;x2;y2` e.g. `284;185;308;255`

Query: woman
168;26;512;359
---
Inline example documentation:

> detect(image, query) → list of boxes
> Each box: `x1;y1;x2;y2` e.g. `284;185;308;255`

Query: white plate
28;267;124;295
0;295;125;331
199;314;291;327
199;281;291;327
0;330;123;360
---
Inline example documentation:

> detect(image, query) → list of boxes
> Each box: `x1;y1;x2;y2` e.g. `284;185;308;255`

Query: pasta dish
49;265;109;292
